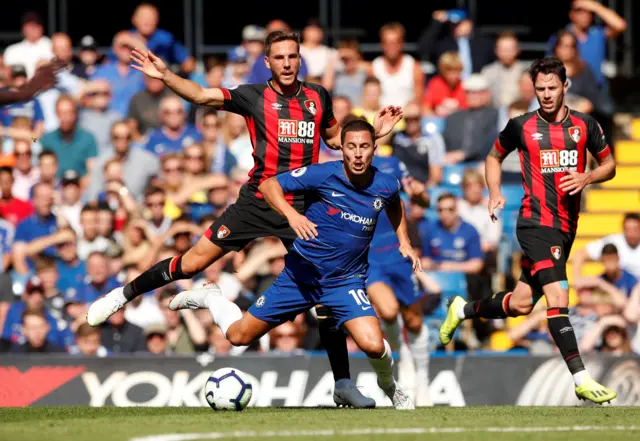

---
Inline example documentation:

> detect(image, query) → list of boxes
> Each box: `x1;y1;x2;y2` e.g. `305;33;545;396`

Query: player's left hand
402;177;425;198
373;105;403;139
399;243;422;273
559;171;592;195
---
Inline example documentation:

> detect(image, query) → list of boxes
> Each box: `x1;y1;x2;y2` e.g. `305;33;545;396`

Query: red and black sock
547;307;585;374
123;256;194;301
462;291;512;319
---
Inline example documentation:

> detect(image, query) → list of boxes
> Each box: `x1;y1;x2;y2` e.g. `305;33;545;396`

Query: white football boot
169;282;222;310
86;286;126;326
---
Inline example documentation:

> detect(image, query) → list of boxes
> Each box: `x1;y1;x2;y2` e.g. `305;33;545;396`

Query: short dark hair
342;114;367;125
529;57;567;85
364;76;381;87
623;213;640;223
144;185;165;199
437;192;457;204
340;119;375;146
265;30;300;56
38;150;57;161
81;203;98;215
497;30;518;42
22;308;46;323
76;322;99;338
601;243;619;256
0;166;13;175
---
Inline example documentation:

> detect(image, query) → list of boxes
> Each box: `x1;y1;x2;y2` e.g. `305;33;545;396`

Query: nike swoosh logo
362;306;372;311
332;191;346;197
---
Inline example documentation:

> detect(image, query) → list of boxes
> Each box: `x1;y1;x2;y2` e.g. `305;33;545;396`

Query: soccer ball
204;367;253;411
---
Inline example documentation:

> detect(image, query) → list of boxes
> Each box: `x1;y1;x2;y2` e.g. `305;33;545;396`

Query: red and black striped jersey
495;108;611;233
220;81;337;210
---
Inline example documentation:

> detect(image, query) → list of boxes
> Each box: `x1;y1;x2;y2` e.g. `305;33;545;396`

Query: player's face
266;40;301;88
533;73;568;115
342;130;376;175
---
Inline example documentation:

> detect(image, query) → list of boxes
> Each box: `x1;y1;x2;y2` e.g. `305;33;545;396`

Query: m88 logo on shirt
540;149;578;173
278;120;315;144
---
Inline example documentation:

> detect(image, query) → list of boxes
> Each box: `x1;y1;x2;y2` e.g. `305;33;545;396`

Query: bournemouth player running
87;31;401;407
367;153;432;405
439;57;618;404
168;119;420;409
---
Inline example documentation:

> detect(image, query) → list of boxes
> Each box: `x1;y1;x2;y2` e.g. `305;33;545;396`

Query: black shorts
205;196;297;252
517;226;575;291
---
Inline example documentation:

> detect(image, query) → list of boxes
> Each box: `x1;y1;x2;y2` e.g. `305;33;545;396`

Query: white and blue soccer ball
204;367;253;411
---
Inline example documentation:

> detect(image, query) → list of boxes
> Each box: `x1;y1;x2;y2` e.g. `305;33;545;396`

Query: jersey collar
536;106;571;125
267;79;303;98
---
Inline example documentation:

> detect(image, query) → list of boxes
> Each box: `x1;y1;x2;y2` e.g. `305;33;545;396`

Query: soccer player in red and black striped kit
87;31;402;408
440;57;618;404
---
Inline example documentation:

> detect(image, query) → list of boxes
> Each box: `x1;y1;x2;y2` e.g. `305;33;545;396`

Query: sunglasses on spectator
112;134;131;140
186;154;204;160
15;151;32;157
437;206;456;213
571;7;587;13
88;91;111;97
202;122;217;128
405;115;420;121
162;108;184;115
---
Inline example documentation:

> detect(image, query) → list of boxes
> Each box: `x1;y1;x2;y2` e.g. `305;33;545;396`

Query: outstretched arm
385;197;422;272
130;48;224;107
322;105;404;150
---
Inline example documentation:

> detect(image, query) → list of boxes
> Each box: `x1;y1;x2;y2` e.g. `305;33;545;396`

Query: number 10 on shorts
349;289;371;310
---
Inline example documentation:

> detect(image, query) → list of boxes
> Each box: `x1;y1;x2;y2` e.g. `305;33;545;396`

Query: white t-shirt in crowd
3;37;53;78
586;233;640;278
300;45;336;78
124;294;166;329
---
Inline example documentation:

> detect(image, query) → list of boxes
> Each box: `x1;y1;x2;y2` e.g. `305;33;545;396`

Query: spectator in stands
189;58;225;123
322;40;367;106
91;31;145;118
553;30;611;116
580;314;633;355
145;95;202;157
422;51;467;117
128;76;171;138
197;109;236;176
270;320;305;354
100;306;146;353
77;251;120;304
144;186;172;238
36;151;60;196
12;183;57;274
11;140;40;201
130;3;195;75
420;193;484;276
0;166;33;226
391;102;445;187
0;218;14;273
34;257;65;324
158;289;207;354
239;25;266;70
121;265;165;329
596;244;638;297
516;71;539;113
624;285;640;353
547;0;626;86
1;65;45;137
145;322;169;355
247;19;308;83
371;22;423;108
351;77;394;151
77;36;104;79
224;113;253;172
3;278;60;347
45;229;85;298
77;205;110;260
40;95;98;185
87;121;160;202
481;31;526;109
10;309;64;353
3;12;53;78
0;272;14;336
70;322;109;356
57;170;83;233
207;324;232;356
442;74;498;164
507;309;555;355
223;47;250;89
193;258;243;302
458;169;501;255
51;33;86;80
571;213;640;280
300;19;335;78
419;9;494;78
79;80;122;156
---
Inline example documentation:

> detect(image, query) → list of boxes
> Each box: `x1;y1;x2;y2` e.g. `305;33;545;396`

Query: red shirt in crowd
0;197;34;226
422;75;468;111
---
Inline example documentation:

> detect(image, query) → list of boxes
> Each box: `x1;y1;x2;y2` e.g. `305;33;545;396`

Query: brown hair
529;56;568;85
265;30;300;56
552;30;586;74
438;52;463;74
76;322;100;338
380;22;405;40
337;39;360;52
496;30;518;43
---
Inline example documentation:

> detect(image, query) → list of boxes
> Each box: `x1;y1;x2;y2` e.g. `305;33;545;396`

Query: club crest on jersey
373;198;384;211
255;295;266;308
304;100;317;115
217;225;230;239
551;246;562;260
568;126;582;143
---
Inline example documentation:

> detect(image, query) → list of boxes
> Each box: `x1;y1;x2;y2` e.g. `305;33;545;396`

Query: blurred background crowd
0;1;639;359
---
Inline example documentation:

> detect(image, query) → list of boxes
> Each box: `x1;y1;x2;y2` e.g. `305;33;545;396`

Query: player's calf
225;313;273;346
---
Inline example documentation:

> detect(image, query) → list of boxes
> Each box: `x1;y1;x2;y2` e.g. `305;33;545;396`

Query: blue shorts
248;271;377;328
366;259;422;307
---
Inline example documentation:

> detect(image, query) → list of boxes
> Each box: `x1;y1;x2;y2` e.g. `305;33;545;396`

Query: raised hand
373;105;403;139
399;243;422;273
130;48;167;80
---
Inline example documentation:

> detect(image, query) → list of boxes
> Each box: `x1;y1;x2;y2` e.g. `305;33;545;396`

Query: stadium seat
601;166;640;189
566;261;605;280
571;237;591;253
585;190;640;212
631;119;640;141
615;140;640;164
501;184;525;211
421;116;445;135
575;213;623;237
442;164;466;187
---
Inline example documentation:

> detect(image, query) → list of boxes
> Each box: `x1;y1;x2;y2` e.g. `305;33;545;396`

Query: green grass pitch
1;406;639;441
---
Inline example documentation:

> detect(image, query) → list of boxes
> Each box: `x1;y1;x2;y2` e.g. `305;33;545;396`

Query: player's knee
227;330;252;347
379;307;398;323
509;296;534;316
179;253;208;276
404;314;423;333
359;336;385;358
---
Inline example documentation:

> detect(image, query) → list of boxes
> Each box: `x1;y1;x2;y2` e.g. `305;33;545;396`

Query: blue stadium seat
442;164;466;187
501;184;524;211
421;116;445;135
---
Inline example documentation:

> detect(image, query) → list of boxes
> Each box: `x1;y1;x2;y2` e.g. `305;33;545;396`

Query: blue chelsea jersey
276;161;401;287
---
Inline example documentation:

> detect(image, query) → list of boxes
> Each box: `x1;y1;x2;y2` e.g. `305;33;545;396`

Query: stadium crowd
0;2;638;359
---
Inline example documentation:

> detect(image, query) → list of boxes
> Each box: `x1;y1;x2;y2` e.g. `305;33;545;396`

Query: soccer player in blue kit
169;119;420;409
367;153;432;405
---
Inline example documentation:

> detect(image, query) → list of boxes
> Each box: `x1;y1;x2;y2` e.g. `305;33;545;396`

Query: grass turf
1;406;639;441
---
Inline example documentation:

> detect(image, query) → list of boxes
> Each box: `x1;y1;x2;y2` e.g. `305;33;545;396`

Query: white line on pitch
130;425;640;441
